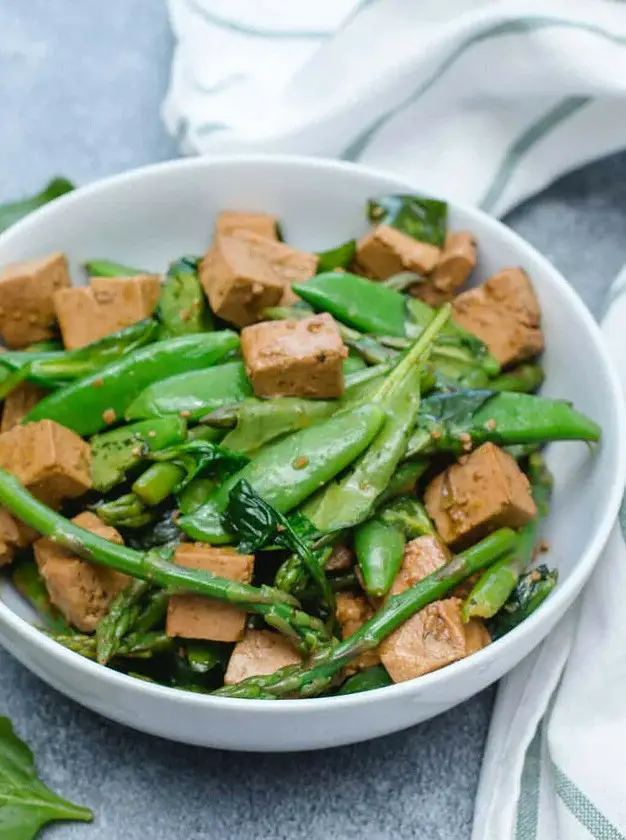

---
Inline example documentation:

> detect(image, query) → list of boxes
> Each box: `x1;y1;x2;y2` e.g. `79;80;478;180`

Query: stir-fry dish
0;196;600;699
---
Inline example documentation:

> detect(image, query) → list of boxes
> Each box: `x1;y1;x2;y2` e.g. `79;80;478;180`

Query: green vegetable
51;631;172;660
83;259;145;277
293;271;407;337
25;331;240;436
487;565;558;640
368;194;447;247
224;480;335;615
95;579;149;664
216;528;517;698
316;240;357;273
180;403;386;544
489;363;545;394
157;256;214;337
125;361;252;422
12;560;75;634
378;496;435;538
308;305;449;532
0;177;74;233
377;460;428;504
343;352;367;374
0;716;92;838
354;518;406;597
463;452;553;621
93;494;153;529
338;665;393;695
132;588;169;634
0;319;159;399
406;296;499;376
91;416;187;492
132;462;185;506
0;468;330;655
177;477;216;515
147;440;249;490
407;390;601;457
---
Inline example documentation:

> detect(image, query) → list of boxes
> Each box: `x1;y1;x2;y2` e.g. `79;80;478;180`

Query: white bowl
0;156;623;752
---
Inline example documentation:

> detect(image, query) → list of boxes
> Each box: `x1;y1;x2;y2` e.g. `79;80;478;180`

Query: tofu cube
379;535;489;682
241;313;347;399
355;225;440;280
0;508;26;566
0;252;71;348
336;592;380;673
452;267;544;367
0;420;92;507
166;545;254;642
34;511;129;632
54;274;161;350
1;382;45;432
412;231;477;306
424;442;537;549
380;597;490;683
200;233;318;327
215;211;278;241
224;629;301;685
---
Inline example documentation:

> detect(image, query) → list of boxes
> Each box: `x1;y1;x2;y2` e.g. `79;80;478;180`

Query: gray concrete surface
0;1;624;838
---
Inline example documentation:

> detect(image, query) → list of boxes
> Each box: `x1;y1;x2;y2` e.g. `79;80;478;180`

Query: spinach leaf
157;256;214;337
316;240;356;273
418;389;498;425
0;178;74;234
0;717;92;839
367;194;447;247
148;441;249;490
223;480;334;613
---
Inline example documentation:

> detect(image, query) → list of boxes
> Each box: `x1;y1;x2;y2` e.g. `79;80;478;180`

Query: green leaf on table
316;240;356;273
0;178;74;234
0;716;92;839
367;194;447;247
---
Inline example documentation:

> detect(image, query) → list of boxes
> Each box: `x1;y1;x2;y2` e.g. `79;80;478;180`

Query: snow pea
308;306;449;533
180;403;386;544
355;497;435;597
338;664;393;695
125;360;252;422
132;462;186;506
377;460;428;504
293;271;407;338
25;331;239;436
354;519;406;598
407;390;601;457
217;364;391;454
0;318;160;399
83;259;146;277
91;416;187;492
157;256;214;337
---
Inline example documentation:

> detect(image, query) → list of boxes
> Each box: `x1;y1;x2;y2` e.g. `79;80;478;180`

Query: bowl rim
0;152;624;714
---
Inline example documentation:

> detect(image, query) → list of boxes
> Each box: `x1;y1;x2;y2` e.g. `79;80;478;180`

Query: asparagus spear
0;469;330;654
216;528;516;698
131;588;169;634
95;579;149;664
50;630;173;660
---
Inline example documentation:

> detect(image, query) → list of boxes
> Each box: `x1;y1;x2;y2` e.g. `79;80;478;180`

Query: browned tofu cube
0;252;71;348
200;232;318;327
1;382;46;432
166;544;254;642
336;592;380;674
411;231;477;306
354;225;440;280
378;535;489;682
224;629;302;686
34;511;130;632
54;274;160;350
215;211;278;241
424;442;536;549
452;267;544;367
0;508;26;566
241;313;347;399
0;420;92;507
380;597;490;683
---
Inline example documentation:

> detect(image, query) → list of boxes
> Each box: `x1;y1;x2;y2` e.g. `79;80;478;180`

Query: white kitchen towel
164;1;626;837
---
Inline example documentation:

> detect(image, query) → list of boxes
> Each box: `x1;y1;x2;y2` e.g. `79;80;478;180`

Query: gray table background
1;2;625;838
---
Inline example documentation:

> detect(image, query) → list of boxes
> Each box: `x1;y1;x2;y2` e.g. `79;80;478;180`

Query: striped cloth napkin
164;1;626;836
